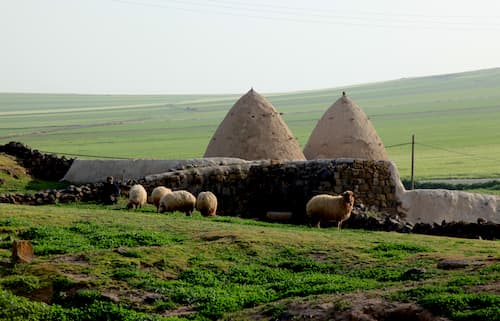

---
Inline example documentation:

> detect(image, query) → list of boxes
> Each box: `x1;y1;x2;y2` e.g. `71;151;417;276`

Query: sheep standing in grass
196;191;218;217
306;191;355;230
127;184;147;210
158;190;196;216
150;186;172;212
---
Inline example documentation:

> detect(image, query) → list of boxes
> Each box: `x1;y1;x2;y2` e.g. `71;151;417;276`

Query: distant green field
1;68;500;180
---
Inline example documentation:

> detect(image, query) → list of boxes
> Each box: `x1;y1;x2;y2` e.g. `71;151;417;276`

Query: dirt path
0;119;146;139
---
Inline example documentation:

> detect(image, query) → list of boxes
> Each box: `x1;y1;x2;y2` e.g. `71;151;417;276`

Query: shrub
0;288;51;321
0;275;41;293
420;293;500;321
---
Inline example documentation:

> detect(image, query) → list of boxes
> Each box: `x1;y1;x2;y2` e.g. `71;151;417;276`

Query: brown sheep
150;186;172;212
127;184;147;210
196;191;218;217
158;190;196;216
306;191;354;230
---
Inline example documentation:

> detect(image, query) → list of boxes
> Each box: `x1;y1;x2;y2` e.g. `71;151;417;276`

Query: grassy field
0;202;499;321
1;68;500;179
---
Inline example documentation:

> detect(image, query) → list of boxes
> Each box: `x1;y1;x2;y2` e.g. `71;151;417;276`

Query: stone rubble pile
0;141;74;180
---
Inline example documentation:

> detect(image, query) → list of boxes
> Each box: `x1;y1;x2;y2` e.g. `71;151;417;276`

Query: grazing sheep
158;190;196;216
306;191;355;230
150;186;172;212
127;184;147;210
196;191;218;217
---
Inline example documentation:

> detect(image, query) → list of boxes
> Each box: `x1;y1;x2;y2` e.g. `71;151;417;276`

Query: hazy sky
1;0;500;94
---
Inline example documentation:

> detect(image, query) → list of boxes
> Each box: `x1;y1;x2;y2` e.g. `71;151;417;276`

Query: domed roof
303;92;389;160
204;89;305;160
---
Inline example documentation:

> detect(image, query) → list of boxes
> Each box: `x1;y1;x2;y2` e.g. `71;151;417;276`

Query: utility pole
410;134;415;190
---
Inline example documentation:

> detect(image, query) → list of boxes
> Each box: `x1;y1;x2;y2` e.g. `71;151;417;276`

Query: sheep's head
342;191;354;205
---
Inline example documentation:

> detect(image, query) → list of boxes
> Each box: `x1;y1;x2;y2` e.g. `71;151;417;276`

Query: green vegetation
1;69;499;320
2;68;500;179
0;203;498;320
0;154;69;194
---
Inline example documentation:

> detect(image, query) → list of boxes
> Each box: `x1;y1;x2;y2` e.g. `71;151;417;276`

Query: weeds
367;242;433;259
18;221;185;255
0;204;498;320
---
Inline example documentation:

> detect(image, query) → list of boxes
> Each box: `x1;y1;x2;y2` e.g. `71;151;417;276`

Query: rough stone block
12;240;34;264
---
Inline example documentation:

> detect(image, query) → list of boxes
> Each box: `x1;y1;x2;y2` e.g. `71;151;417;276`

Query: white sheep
196;191;218;217
158;190;196;216
127;184;147;210
306;191;355;230
150;186;172;212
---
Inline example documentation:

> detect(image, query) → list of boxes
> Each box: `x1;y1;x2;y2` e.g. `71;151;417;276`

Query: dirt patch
0;153;27;178
100;285;164;306
160;305;197;318
236;292;450;321
199;231;240;242
471;281;500;295
329;298;450;321
53;254;91;264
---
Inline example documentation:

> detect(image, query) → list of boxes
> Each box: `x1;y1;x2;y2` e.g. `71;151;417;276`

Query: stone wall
0;141;74;180
139;158;398;223
1;155;498;239
0;183;114;205
0;158;398;222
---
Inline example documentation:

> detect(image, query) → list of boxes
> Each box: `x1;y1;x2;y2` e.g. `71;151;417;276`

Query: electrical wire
415;142;500;163
108;0;500;30
385;142;411;148
39;150;132;160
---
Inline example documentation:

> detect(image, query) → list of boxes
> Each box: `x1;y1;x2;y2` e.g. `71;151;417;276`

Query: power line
193;0;500;20
162;0;500;27
35;139;499;164
109;0;500;30
39;150;132;160
416;142;500;163
385;142;411;148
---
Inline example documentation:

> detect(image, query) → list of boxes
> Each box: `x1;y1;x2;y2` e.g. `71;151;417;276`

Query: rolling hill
1;67;499;179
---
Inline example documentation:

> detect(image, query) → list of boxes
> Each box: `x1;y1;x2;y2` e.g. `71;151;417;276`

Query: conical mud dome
204;89;305;160
303;92;389;160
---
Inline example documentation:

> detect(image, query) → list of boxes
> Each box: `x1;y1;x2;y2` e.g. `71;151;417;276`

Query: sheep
150;186;172;212
158;190;196;216
127;184;147;210
196;191;218;217
305;191;355;230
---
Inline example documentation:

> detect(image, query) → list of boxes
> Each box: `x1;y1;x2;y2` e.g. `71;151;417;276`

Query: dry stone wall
139;159;399;223
1;158;398;221
0;141;74;180
1;153;498;239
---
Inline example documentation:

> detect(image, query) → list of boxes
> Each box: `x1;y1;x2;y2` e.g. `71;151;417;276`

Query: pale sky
1;0;500;94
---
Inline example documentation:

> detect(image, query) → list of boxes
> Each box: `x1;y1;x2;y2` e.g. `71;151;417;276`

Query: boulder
12;240;35;264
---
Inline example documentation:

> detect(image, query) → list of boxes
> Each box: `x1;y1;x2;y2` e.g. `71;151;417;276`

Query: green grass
0;154;69;194
0;202;499;320
2;68;500;179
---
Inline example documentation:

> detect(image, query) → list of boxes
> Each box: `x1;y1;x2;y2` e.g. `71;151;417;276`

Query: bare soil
232;292;450;321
